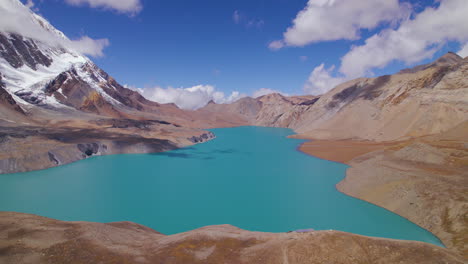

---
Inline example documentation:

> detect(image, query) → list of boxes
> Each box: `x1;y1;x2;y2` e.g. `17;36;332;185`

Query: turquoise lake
0;126;443;246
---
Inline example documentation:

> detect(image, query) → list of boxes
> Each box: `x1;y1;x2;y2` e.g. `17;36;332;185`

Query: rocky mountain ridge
0;0;233;174
198;52;468;257
0;0;467;261
200;52;467;142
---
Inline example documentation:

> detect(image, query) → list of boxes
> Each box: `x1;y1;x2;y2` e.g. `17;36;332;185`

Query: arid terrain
197;52;468;257
0;212;465;264
296;122;468;257
0;0;467;262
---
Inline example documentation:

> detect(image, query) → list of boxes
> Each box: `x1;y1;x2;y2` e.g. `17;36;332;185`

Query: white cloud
252;88;288;98
64;0;142;15
457;42;468;58
130;85;293;109
135;85;246;110
69;36;110;57
270;0;410;49
0;0;109;58
339;0;468;78
303;64;346;95
268;40;284;51
302;0;468;95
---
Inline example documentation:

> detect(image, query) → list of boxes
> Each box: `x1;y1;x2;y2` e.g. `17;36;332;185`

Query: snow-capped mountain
0;0;156;116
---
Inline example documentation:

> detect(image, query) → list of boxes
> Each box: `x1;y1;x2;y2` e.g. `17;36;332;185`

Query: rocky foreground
0;212;464;264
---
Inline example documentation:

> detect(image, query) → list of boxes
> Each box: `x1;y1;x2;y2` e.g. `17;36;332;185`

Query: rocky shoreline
0;123;215;174
295;123;468;258
0;2;465;262
0;212;464;264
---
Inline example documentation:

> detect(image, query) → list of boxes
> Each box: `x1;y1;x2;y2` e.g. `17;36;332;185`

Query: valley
0;0;467;262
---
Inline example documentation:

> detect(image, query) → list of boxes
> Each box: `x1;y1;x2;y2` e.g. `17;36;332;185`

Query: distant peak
399;52;463;74
259;93;284;99
437;52;463;63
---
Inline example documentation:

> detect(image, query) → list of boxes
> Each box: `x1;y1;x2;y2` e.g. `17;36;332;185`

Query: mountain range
0;0;467;261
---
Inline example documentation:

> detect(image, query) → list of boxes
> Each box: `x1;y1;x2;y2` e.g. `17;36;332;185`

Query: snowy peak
0;0;155;117
0;30;88;107
0;32;53;70
31;13;68;41
1;0;69;43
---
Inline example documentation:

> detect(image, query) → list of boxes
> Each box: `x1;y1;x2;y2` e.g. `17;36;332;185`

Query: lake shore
0;122;216;174
0;211;464;264
0;126;465;262
293;134;468;258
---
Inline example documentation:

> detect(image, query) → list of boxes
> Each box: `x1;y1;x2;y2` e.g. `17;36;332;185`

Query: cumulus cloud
69;36;110;57
134;85;246;110
0;0;109;57
252;88;288;98
130;85;293;110
339;0;468;78
303;64;346;95
268;40;284;51
270;0;410;49
64;0;142;15
302;0;468;95
457;42;468;58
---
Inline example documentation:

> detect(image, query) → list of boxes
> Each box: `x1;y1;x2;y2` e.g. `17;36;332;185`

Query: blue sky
20;0;468;108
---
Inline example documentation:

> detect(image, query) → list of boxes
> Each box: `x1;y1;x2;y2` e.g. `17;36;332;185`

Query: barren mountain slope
0;0;250;174
1;0;467;261
292;53;468;141
0;212;464;264
204;53;467;142
202;53;468;257
331;121;468;256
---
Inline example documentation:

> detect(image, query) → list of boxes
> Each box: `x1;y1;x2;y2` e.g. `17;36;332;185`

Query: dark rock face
14;90;46;105
47;152;59;165
422;66;454;89
77;143;100;157
327;75;391;109
90;118;174;129
45;69;96;109
188;132;215;143
299;97;320;106
360;75;390;100
0;74;26;115
0;33;52;70
78;63;160;112
44;71;71;95
327;84;359;109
